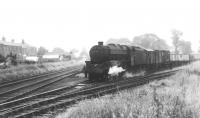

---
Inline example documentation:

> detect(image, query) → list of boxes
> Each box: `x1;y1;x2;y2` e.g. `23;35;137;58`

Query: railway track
0;66;82;103
0;69;180;118
0;65;82;90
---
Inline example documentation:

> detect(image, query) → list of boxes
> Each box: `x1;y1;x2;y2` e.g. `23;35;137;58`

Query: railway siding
0;61;83;84
0;66;82;104
0;69;179;118
0;67;79;94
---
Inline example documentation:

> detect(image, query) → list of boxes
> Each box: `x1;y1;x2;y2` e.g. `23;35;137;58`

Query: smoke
108;66;125;76
75;73;85;78
123;71;145;78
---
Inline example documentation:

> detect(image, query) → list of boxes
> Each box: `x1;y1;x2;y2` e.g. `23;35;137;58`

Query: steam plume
108;66;125;76
123;71;145;78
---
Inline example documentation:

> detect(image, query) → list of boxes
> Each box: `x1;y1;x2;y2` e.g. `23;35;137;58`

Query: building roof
0;41;22;47
0;40;35;48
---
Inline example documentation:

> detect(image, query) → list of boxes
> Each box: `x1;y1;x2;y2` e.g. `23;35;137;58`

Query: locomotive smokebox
98;41;103;46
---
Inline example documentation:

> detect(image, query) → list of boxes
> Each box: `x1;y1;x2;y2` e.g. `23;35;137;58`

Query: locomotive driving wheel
88;73;96;82
102;69;109;81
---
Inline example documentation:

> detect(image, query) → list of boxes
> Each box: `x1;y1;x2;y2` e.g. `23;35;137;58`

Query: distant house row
0;38;37;62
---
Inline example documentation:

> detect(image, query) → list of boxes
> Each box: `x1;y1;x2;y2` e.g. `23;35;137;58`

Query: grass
56;61;200;118
0;61;83;83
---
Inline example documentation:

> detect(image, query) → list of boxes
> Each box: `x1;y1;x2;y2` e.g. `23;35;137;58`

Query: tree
79;48;89;59
37;47;48;56
0;54;5;63
133;33;156;49
171;29;182;54
132;33;169;50
179;40;192;54
52;47;65;54
69;48;79;59
151;39;169;50
106;38;131;45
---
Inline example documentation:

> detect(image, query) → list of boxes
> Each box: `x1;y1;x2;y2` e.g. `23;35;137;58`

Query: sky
0;0;200;53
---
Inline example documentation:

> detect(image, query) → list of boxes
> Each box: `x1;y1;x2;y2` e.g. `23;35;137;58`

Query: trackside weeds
0;61;83;83
56;61;200;118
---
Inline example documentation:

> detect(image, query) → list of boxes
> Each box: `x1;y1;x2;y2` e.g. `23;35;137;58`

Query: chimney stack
22;39;25;44
11;39;15;43
98;41;103;46
2;37;5;41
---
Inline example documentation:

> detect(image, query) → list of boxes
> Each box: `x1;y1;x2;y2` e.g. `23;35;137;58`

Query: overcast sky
0;0;200;52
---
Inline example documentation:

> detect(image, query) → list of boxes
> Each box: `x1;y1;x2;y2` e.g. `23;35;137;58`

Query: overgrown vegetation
0;61;83;83
56;61;200;118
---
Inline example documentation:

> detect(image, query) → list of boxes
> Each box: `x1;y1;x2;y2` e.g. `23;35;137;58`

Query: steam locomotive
85;42;192;81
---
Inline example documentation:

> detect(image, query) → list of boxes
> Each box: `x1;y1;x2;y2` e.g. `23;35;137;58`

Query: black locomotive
85;42;192;81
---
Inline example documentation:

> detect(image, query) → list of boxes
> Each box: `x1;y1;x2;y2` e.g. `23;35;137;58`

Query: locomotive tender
85;42;191;81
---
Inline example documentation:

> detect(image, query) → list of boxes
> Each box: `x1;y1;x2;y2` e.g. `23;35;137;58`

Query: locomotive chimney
98;41;103;46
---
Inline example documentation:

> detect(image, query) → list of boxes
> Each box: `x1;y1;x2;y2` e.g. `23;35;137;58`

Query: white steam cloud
75;73;85;78
123;71;145;78
108;66;125;76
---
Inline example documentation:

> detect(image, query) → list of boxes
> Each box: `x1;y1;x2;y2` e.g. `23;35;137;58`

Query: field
0;61;83;83
56;61;200;118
